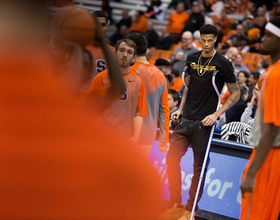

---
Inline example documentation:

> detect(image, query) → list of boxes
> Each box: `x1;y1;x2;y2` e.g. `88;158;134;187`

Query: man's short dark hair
125;32;148;56
251;71;260;80
168;89;181;106
93;10;108;24
199;24;218;37
171;68;180;77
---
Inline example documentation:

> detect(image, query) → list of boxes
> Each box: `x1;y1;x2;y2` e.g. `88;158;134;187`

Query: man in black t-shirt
160;24;240;220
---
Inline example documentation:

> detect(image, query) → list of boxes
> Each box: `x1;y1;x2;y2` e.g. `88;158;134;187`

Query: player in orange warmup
88;39;147;145
240;18;280;220
86;11;116;85
127;32;170;156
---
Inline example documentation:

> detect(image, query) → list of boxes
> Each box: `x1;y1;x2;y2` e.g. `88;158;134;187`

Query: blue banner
148;141;249;219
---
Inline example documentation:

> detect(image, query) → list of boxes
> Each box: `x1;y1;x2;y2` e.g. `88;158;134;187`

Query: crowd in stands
49;0;279;144
97;0;279;144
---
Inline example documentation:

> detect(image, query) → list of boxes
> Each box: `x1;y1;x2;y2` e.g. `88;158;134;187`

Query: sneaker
177;210;195;220
159;203;184;220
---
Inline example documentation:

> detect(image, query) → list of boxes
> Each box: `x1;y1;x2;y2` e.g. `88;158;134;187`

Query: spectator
168;89;180;113
130;11;147;34
182;1;204;34
256;59;269;75
153;0;166;20
202;0;211;13
146;49;155;65
243;14;255;36
155;58;172;89
241;83;259;126
167;2;190;44
237;70;249;86
233;53;250;73
247;71;260;102
116;9;132;31
170;68;184;91
256;6;267;22
225;47;239;63
273;0;280;17
238;0;250;14
214;22;224;51
268;11;277;22
155;26;173;50
143;0;166;20
225;24;250;48
168;89;181;129
219;9;234;35
226;84;248;123
171;31;198;75
145;21;159;48
254;16;267;38
102;0;113;25
110;25;128;47
143;0;156;17
201;4;214;25
168;0;185;10
247;27;261;53
192;30;202;50
247;2;257;17
223;0;238;14
211;0;224;17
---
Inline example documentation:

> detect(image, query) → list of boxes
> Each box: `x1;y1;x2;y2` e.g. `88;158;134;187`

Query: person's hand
240;173;256;199
128;134;140;146
158;142;169;152
250;94;258;106
171;109;182;121
201;113;219;126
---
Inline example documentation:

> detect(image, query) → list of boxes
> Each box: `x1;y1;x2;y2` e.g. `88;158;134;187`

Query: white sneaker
159;203;184;220
177;210;195;220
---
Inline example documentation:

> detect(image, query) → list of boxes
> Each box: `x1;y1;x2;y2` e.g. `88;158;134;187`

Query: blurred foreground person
240;17;280;220
0;1;161;219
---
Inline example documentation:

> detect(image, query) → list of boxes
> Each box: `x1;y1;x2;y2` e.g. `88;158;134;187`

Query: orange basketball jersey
130;62;169;145
88;69;147;137
86;44;115;89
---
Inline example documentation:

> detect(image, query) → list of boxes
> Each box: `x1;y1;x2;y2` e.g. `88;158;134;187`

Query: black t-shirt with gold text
183;51;236;120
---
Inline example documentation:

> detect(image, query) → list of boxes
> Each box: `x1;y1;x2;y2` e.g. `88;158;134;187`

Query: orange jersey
240;147;280;220
263;61;280;126
88;69;147;137
130;62;169;144
167;12;190;34
86;44;115;89
240;61;280;220
170;77;184;91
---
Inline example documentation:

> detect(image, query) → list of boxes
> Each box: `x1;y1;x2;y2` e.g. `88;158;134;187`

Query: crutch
187;69;220;220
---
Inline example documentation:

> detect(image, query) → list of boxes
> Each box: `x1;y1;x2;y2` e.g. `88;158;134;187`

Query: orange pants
240;147;280;220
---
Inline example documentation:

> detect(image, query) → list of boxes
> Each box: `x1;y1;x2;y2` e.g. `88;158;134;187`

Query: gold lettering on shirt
190;63;217;72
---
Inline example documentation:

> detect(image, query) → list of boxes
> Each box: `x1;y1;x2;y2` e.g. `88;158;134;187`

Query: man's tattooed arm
212;82;240;119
